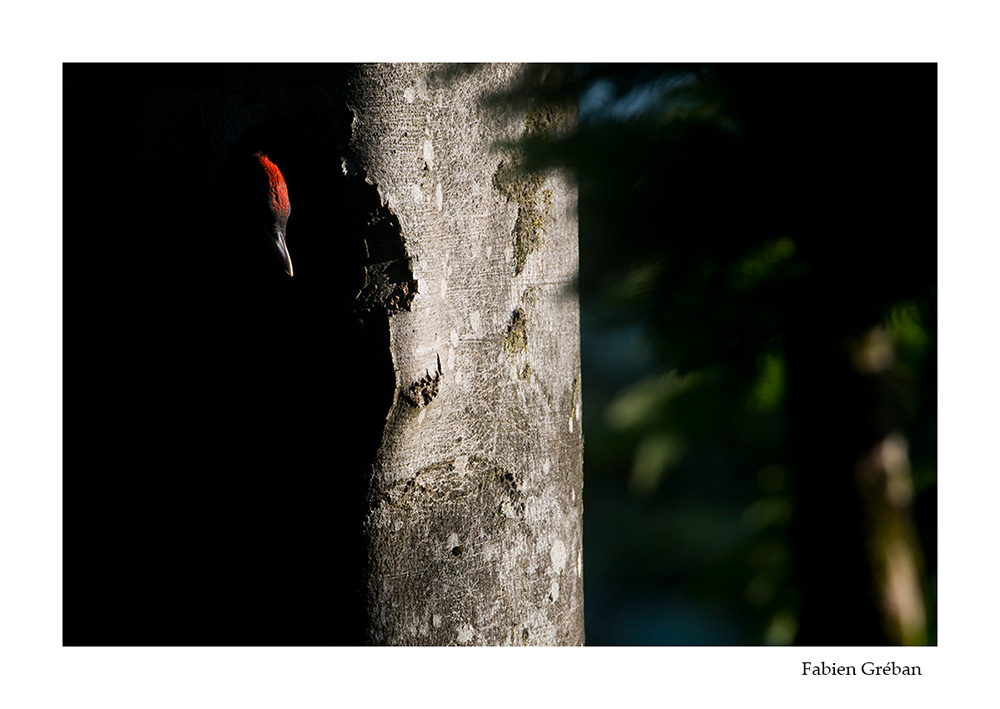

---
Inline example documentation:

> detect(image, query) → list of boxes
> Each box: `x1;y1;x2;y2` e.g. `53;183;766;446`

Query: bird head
255;152;294;277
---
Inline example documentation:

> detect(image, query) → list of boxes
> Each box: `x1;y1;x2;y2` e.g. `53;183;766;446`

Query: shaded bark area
64;65;398;644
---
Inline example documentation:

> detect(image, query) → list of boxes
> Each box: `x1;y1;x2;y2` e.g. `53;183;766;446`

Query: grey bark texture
349;64;585;645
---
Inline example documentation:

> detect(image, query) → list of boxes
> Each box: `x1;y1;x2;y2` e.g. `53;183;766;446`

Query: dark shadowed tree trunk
63;63;583;646
787;321;927;646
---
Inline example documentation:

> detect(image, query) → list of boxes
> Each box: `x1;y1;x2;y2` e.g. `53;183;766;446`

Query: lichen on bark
491;98;569;276
493;157;551;275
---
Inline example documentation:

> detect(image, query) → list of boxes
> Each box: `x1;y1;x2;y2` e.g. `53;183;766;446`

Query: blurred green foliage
504;64;936;644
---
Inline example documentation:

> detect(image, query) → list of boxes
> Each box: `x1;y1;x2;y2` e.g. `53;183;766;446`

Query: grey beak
271;229;294;277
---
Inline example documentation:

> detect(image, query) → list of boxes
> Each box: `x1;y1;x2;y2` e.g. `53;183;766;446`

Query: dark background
535;64;936;644
63;64;936;645
63;65;396;645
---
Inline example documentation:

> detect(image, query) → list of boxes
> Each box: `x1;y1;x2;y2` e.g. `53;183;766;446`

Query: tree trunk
787;322;927;645
348;64;585;645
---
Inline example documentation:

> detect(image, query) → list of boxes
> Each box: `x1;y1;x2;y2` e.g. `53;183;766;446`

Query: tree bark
348;63;585;645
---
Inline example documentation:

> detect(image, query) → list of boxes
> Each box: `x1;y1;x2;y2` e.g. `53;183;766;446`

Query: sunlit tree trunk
349;63;585;645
